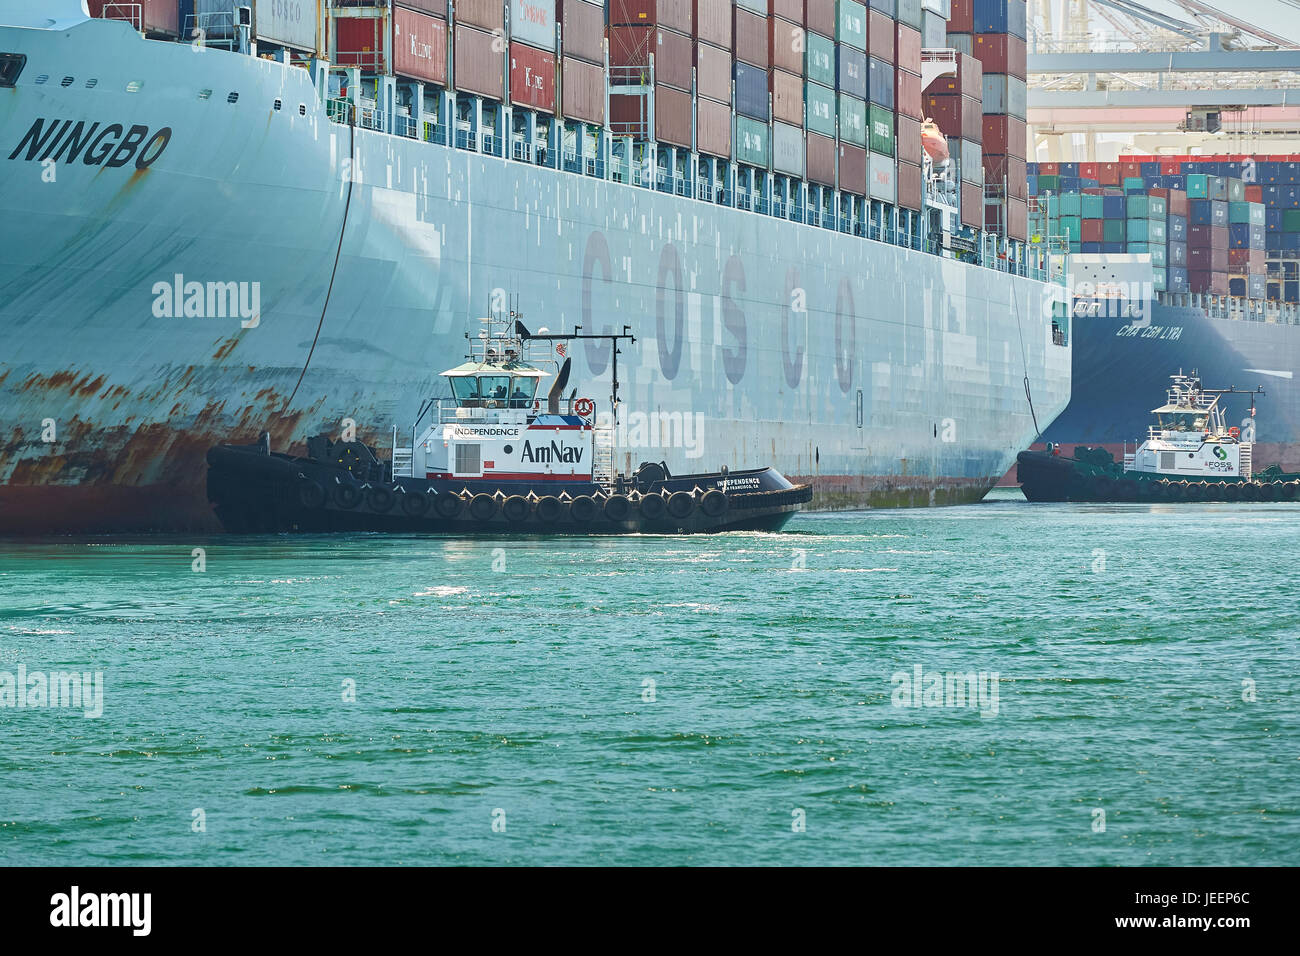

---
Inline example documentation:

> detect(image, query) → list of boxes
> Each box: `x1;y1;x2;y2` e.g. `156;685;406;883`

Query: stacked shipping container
925;44;983;227
334;3;450;85
969;0;1027;239
894;0;924;210
609;1;694;147
1028;156;1300;301
561;1;606;125
695;0;733;159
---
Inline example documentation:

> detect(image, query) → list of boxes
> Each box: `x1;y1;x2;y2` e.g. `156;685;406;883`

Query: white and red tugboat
207;312;811;533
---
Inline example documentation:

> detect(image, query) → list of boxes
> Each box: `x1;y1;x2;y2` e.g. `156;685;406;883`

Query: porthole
227;91;239;103
273;98;281;111
60;75;73;87
85;77;98;88
298;104;306;115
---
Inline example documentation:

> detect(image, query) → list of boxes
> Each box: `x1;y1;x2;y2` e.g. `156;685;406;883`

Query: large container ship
0;0;1069;533
1025;157;1300;472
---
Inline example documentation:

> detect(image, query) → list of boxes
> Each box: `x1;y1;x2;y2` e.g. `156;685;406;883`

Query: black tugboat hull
1016;450;1300;504
206;443;812;534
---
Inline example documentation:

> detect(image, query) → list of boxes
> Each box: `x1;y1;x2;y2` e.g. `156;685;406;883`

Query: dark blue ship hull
1039;303;1300;471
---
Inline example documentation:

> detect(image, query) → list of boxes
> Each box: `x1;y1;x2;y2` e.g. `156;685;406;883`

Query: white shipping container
951;136;981;185
773;121;805;178
947;33;972;55
195;0;319;51
737;0;770;14
922;0;951;15
981;74;1027;119
510;1;557;52
869;151;896;202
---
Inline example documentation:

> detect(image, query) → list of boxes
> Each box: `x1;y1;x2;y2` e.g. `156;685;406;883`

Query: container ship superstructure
0;0;1068;533
1023;156;1300;473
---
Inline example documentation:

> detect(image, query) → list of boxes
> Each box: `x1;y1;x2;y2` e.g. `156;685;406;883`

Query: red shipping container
336;17;389;73
655;84;692;148
1118;161;1143;180
1228;248;1266;270
981;115;1026;157
807;131;836;186
611;1;693;33
394;8;448;84
1189;270;1229;295
694;0;732;47
654;27;694;90
456;0;505;32
1245;185;1263;202
1148;187;1169;199
771;69;803;126
839;143;867;195
696;40;732;103
561;0;605;65
697;95;731;158
1007;197;1028;241
927;53;982;98
896;115;921;165
1097;163;1120;185
897;161;922;210
926;94;981;140
1189;247;1228;271
895;24;922;74
734;6;769;68
1167;189;1189;218
868;10;894;62
770;17;804;75
805;0;836;39
896;69;921;120
90;0;179;35
971;34;1026;81
1078;162;1099;179
610;93;647;136
510;41;556;112
950;0;973;33
773;0;806;23
605;25;650;73
455;24;504;99
961;181;983;228
1038;162;1059;175
562;56;605;123
389;0;446;15
1159;160;1181;175
1082;219;1103;243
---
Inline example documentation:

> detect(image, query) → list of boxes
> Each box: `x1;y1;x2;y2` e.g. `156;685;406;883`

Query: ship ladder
592;423;616;488
1240;442;1253;481
391;426;415;479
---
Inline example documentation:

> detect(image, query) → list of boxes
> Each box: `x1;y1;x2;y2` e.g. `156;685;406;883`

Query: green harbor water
2;491;1297;865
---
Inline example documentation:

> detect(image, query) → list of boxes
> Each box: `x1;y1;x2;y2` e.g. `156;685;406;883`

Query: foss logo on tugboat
1017;370;1300;503
206;311;812;533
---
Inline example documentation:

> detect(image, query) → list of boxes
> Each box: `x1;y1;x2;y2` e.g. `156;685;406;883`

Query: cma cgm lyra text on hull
0;0;1068;532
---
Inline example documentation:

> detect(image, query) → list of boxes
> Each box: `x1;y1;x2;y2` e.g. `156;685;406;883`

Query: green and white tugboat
1017;371;1300;503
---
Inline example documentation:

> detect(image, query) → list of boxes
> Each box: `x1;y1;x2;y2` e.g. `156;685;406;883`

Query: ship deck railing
318;78;1051;284
1157;292;1300;326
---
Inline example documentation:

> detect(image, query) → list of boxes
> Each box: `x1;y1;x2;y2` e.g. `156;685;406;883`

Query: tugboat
1017;370;1300;503
206;312;812;533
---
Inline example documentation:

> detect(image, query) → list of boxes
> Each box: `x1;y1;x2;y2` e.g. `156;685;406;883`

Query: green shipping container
1037;174;1061;191
1186;174;1209;199
1228;179;1246;202
1124;177;1145;191
1229;201;1266;225
869;105;894;156
1081;194;1103;218
839;94;867;146
1127;220;1166;243
837;0;867;52
735;116;769;169
1153;268;1167;292
805;82;837;137
1103;219;1125;242
1283;209;1300;231
1127;196;1166;219
1059;216;1082;242
1060;192;1082;217
806;32;835;86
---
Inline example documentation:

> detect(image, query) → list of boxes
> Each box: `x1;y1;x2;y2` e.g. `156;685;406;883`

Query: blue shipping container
734;62;768;121
868;57;894;108
1103;195;1125;218
837;46;867;99
973;0;1028;39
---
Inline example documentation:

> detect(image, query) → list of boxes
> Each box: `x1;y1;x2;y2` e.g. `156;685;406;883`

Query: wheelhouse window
450;376;481;406
508;377;538;408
